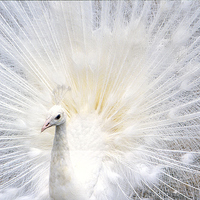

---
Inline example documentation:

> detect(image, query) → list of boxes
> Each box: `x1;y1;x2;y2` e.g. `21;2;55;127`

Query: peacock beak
41;118;52;132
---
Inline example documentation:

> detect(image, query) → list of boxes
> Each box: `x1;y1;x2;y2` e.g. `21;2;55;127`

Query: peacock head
41;105;66;132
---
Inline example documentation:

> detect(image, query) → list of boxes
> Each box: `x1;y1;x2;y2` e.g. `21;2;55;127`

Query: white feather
0;1;200;199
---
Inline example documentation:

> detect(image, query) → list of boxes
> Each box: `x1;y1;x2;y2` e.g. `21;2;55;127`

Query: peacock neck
51;121;71;169
49;121;73;199
49;121;87;200
53;121;69;152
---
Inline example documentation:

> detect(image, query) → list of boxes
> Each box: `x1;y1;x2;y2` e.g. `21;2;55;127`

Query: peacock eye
55;114;61;120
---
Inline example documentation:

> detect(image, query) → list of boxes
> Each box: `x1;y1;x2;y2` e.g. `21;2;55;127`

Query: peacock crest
52;85;71;105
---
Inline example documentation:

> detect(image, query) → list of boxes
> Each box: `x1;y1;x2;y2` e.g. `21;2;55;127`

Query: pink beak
41;118;52;132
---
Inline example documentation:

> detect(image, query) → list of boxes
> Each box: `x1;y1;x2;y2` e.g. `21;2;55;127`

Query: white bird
0;1;200;200
41;105;87;200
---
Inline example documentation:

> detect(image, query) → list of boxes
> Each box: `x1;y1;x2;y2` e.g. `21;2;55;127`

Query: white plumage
0;1;200;200
41;105;87;200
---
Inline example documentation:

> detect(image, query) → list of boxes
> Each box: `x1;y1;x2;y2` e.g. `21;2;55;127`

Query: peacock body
0;1;200;199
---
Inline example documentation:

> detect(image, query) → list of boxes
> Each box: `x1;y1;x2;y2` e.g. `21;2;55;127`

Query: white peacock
0;1;200;200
